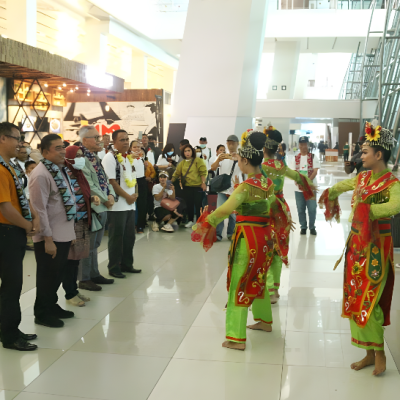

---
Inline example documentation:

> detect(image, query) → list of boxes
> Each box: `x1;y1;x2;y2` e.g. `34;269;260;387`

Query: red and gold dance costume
319;169;400;350
192;173;278;342
261;159;315;293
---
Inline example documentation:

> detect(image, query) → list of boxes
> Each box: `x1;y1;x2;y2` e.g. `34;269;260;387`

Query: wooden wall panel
65;89;163;103
338;122;360;156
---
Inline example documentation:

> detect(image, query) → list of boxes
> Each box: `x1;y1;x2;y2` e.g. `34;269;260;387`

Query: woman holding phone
152;171;183;232
172;144;208;228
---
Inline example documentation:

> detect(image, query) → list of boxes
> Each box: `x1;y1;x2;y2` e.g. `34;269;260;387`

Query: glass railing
278;0;386;10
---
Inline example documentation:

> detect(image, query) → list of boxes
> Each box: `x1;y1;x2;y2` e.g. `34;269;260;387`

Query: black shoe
92;275;114;285
35;316;64;328
120;266;142;273
3;337;37;351
310;229;317;236
19;330;37;341
109;270;126;279
79;280;102;291
52;305;74;319
300;229;307;235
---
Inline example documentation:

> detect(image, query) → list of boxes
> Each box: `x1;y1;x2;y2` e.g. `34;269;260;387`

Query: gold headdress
238;129;265;159
364;120;395;151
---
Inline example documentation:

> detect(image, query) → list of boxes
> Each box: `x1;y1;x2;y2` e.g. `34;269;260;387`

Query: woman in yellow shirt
172;144;208;228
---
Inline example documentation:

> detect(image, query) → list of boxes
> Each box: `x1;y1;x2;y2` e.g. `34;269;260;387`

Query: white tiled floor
2;158;400;400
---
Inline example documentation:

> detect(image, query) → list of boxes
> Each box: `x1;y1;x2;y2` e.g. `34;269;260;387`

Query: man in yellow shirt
0;122;40;351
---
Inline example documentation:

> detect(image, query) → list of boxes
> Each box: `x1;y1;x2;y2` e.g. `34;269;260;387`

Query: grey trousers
78;211;107;282
107;210;136;273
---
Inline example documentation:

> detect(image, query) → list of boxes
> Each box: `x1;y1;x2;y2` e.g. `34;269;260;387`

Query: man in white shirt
289;136;320;236
197;137;212;164
102;130;141;278
141;134;155;165
210;134;242;241
97;134;110;160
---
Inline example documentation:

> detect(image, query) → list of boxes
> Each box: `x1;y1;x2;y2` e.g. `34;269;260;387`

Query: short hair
180;139;189;146
0;122;19;137
25;160;37;169
142;133;148;138
74;141;82;147
40;134;62;152
112;129;127;142
181;144;196;159
78;125;97;141
216;144;225;152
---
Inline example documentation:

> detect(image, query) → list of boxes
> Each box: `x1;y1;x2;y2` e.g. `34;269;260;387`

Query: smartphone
166;179;172;189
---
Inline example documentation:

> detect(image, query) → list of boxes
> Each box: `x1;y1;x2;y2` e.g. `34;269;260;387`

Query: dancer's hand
200;205;209;216
290;220;296;232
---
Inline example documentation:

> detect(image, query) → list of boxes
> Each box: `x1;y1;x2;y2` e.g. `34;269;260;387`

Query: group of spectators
0;122;245;351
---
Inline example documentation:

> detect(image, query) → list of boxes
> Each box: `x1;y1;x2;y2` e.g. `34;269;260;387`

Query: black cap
199;137;207;141
299;136;309;143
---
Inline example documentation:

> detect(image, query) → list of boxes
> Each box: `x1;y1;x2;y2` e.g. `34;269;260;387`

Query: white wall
255;99;360;118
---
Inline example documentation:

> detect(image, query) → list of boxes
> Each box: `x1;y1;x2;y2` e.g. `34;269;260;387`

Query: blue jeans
216;193;236;239
295;191;317;230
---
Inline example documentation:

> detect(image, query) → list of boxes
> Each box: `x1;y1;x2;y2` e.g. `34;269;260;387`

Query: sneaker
185;221;194;228
67;296;85;307
161;223;174;233
77;293;90;302
152;221;159;232
171;221;178;227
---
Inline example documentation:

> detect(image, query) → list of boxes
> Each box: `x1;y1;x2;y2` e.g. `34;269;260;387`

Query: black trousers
107;210;136;273
147;185;155;217
136;177;148;230
0;224;26;345
34;241;71;319
62;259;79;300
182;186;203;222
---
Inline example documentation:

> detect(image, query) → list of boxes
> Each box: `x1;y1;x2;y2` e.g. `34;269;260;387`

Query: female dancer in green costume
192;130;282;350
319;122;400;376
261;127;315;304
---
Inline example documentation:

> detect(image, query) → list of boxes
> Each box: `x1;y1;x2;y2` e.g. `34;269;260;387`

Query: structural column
7;0;37;46
169;0;269;150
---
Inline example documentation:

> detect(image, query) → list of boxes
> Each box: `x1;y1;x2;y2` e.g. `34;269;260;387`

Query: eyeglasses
86;136;101;142
5;135;21;142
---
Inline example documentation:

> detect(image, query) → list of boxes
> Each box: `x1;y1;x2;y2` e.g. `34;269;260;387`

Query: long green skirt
267;253;282;294
349;260;389;351
226;238;273;343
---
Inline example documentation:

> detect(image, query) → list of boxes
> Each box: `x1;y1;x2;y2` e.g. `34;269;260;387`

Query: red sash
343;171;399;328
295;153;313;178
263;159;285;171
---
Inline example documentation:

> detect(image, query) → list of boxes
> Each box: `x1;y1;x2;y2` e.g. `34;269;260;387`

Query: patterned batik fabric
295;152;314;178
41;159;77;221
82;146;110;195
67;171;88;222
0;155;32;221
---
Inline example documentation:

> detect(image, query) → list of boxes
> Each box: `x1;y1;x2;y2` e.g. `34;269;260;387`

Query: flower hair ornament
364;120;396;151
238;129;265;159
263;125;280;150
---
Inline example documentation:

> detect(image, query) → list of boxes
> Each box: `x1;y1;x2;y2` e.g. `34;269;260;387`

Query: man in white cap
289;135;320;235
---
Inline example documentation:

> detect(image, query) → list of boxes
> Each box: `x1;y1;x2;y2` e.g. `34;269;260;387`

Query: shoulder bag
180;158;195;187
209;160;237;193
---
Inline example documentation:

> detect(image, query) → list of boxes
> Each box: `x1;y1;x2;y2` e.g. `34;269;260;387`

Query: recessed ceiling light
87;93;90;96
70;89;74;92
75;86;78;90
58;86;62;90
44;83;48;87
87;89;91;93
63;83;66;87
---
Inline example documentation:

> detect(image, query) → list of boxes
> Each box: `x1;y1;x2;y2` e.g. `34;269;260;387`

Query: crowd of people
0;120;398;378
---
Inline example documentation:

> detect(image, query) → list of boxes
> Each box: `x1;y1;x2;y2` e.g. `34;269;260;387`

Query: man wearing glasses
77;126;116;291
0;122;39;350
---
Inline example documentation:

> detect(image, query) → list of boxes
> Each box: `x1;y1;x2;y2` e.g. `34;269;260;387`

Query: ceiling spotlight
87;89;91;93
63;83;66;87
70;89;74;93
44;83;48;87
58;86;62;90
87;93;90;96
75;86;78;90
105;105;110;112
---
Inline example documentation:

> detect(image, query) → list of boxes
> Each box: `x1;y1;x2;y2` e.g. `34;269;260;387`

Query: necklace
116;153;137;188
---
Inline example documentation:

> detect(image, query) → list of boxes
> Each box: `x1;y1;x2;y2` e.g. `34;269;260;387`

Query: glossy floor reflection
1;158;399;400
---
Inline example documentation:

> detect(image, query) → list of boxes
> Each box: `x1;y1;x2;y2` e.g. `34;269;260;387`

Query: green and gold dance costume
262;158;315;295
193;173;277;343
320;169;400;350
